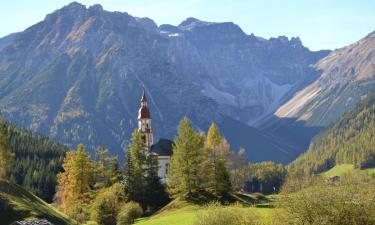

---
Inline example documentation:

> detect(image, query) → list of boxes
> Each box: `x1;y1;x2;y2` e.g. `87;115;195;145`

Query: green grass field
324;164;354;177
0;179;76;225
135;198;276;225
324;164;375;177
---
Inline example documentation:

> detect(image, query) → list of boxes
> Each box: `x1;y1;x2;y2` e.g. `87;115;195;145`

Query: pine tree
202;123;232;196
231;148;248;191
0;128;11;179
95;148;121;189
124;130;147;205
167;117;204;198
145;154;169;209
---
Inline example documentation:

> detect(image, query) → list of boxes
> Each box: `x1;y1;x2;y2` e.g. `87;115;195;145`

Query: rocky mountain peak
178;17;202;27
88;4;104;13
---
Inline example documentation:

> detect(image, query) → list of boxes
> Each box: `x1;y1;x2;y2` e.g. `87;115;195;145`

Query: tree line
0;114;288;225
289;92;375;178
0;114;66;202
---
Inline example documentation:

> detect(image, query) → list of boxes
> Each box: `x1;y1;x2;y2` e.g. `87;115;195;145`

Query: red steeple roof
141;88;147;102
138;88;151;119
138;106;150;119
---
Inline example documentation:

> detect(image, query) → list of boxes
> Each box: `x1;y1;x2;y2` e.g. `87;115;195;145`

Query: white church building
137;89;173;179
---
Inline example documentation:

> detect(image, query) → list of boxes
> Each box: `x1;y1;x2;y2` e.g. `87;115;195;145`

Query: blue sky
0;0;374;50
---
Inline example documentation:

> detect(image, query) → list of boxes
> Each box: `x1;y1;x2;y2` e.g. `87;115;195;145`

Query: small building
137;89;173;179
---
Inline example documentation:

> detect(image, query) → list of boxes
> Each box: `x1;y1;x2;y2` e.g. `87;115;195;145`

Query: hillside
275;31;375;127
0;179;76;225
0;2;329;163
288;92;375;176
135;198;275;225
0;115;67;202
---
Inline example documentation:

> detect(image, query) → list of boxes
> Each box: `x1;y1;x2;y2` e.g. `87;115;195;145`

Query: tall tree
72;144;94;202
144;154;169;209
94;148;121;189
56;144;94;220
167;117;204;198
0;127;11;179
230;148;248;191
202;123;232;196
124;130;147;204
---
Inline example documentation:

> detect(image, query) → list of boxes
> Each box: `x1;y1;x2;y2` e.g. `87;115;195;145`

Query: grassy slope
0;180;76;225
135;198;276;225
323;164;354;177
323;164;375;177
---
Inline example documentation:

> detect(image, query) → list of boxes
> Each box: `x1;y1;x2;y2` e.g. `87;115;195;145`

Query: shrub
275;183;375;225
84;221;99;225
193;202;259;225
116;202;143;225
67;202;91;224
90;183;126;225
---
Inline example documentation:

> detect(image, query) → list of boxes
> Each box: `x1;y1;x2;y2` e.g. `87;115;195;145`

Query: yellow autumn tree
56;144;94;223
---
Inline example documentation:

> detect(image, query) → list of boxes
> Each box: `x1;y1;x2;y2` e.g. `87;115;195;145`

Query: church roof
141;88;147;102
138;106;150;119
150;138;173;156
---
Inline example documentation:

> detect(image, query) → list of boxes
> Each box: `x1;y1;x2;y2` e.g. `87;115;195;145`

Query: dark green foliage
289;92;375;176
124;130;147;205
94;148;121;190
0;114;66;202
245;161;286;194
124;130;167;209
144;155;170;210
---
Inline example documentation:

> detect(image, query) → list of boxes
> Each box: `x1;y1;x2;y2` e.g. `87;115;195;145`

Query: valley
0;1;374;225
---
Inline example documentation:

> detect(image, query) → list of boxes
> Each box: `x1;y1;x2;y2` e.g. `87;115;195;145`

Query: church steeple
138;88;153;148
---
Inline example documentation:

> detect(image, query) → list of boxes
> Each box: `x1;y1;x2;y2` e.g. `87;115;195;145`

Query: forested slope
289;93;375;176
0;115;67;202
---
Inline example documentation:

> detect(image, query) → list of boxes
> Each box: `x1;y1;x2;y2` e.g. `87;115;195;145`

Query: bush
193;202;259;225
275;183;375;225
67;202;91;224
116;202;143;225
90;183;126;225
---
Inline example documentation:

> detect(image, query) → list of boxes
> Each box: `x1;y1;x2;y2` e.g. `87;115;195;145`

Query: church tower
138;88;153;149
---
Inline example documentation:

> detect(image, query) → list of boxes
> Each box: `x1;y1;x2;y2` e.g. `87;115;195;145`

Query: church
137;89;173;179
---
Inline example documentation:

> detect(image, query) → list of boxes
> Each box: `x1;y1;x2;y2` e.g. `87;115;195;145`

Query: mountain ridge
0;2;330;163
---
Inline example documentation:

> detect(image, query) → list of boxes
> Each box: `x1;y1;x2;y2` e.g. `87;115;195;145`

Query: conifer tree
231;148;248;191
145;154;169;209
95;148;121;189
124;130;147;204
167;117;204;198
202;123;232;196
73;144;94;202
56;144;94;220
0;128;11;179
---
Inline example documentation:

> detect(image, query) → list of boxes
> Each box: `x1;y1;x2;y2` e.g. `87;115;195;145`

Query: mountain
288;92;375;176
0;2;329;163
275;31;375;126
0;33;17;51
0;179;75;225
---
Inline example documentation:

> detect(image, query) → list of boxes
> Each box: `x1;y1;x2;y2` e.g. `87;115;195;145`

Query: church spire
137;88;153;148
141;87;147;103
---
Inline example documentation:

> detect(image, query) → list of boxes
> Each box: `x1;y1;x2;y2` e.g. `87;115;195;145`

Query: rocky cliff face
275;31;375;126
0;2;329;162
